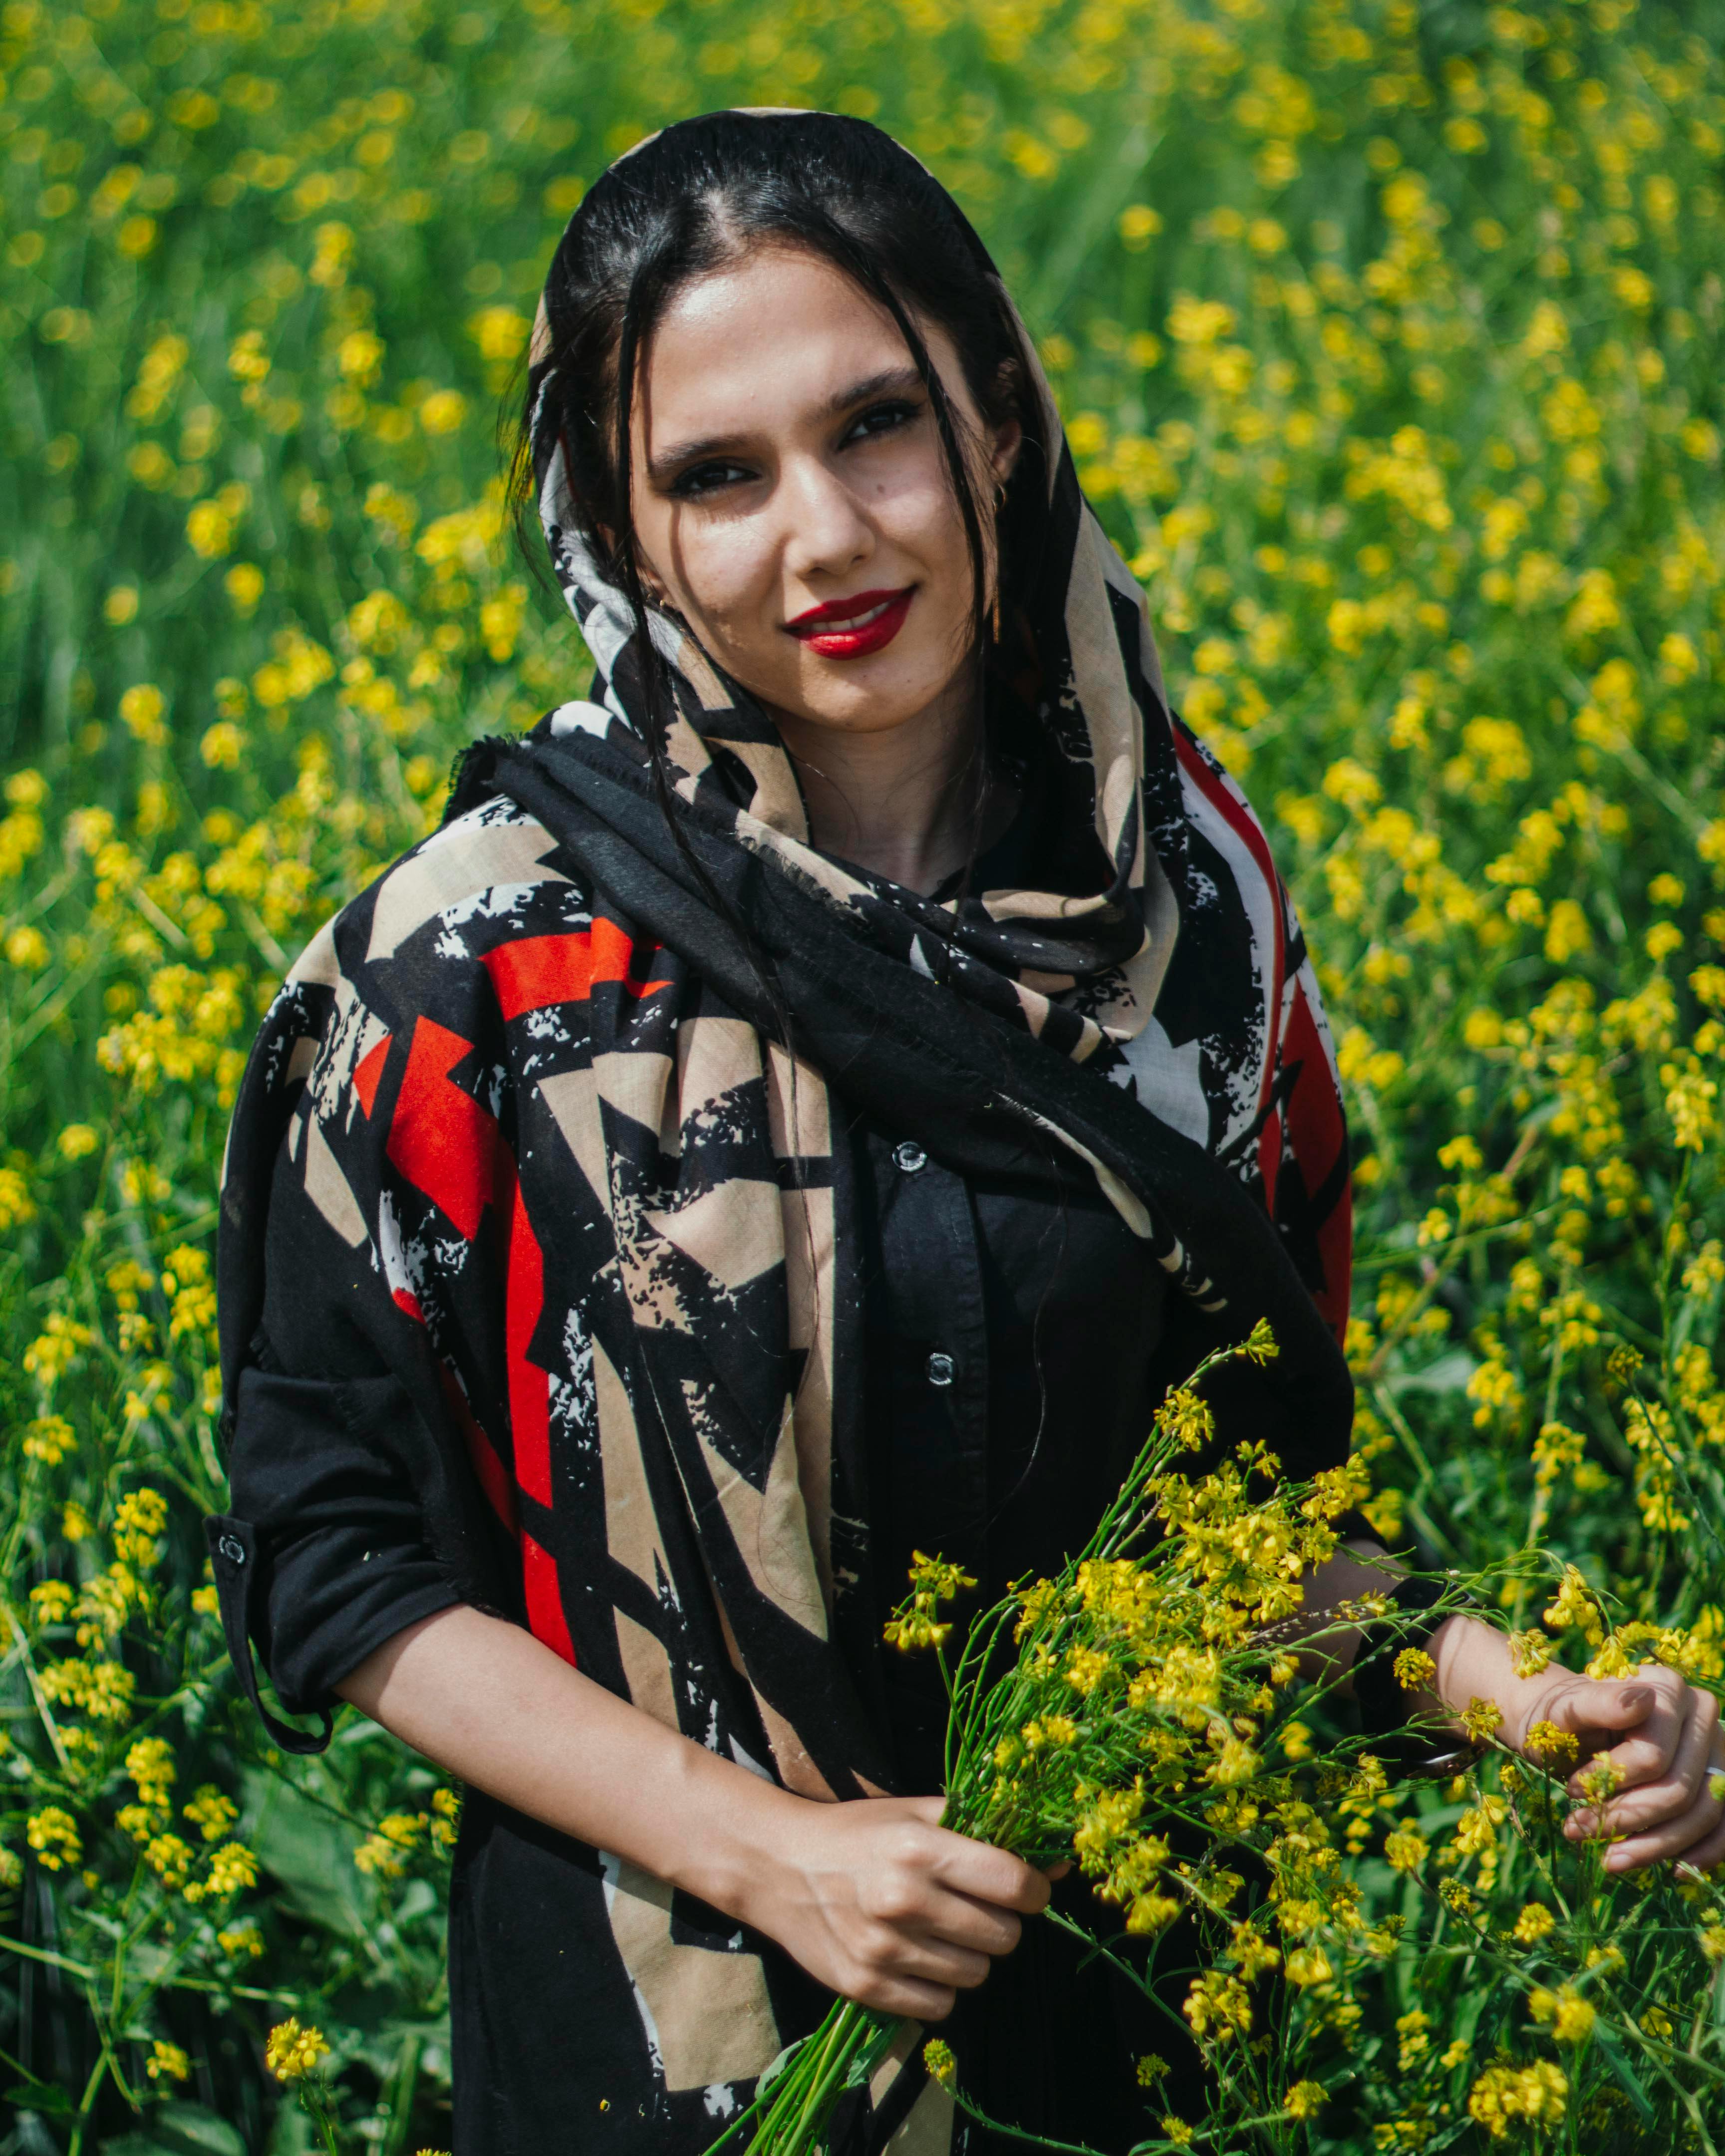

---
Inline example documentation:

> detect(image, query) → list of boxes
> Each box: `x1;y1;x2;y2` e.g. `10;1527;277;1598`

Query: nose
778;452;873;585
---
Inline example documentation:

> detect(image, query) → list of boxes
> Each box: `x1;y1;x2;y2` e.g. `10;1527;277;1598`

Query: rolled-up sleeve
222;1356;461;1718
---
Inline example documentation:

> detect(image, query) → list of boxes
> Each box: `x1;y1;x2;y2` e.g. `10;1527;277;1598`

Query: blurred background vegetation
6;0;1725;2149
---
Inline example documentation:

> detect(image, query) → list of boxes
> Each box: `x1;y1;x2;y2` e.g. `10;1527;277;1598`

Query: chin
771;642;971;736
783;691;940;737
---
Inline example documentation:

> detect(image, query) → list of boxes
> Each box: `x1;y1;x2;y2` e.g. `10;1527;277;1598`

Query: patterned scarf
217;122;1354;2148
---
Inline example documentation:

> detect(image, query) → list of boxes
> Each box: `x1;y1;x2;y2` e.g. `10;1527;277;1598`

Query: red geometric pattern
481;922;668;1019
386;1017;498;1239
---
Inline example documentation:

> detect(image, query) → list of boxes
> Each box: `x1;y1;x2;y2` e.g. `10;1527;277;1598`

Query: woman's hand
1511;1664;1725;1875
1431;1617;1725;1875
731;1793;1052;2021
341;1607;1047;2020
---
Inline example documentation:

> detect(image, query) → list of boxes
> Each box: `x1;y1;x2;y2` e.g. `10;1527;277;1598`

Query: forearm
338;1600;1054;2019
337;1602;803;1921
1288;1538;1400;1684
1297;1542;1494;1736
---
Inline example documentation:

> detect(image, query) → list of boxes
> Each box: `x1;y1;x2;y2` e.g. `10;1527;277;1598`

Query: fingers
852;1973;959;2022
876;1929;992;1992
835;1914;996;2020
925;1827;1052;1915
1553;1672;1685;1787
1674;1813;1725;1876
774;1801;1046;2015
1599;1776;1725;1873
1567;1686;1718;1838
856;1860;1025;1955
1566;1692;1725;1872
919;1886;1024;1959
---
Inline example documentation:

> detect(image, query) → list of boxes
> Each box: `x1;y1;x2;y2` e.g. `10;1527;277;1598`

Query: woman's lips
784;586;914;660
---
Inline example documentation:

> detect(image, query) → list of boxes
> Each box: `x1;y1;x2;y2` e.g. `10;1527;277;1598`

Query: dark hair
512;108;1046;753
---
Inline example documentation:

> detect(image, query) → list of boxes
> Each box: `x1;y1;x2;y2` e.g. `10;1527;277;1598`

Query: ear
598;522;670;605
990;414;1024;486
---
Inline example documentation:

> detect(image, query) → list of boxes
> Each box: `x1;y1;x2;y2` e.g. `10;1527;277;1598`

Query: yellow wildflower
265;2018;330;2082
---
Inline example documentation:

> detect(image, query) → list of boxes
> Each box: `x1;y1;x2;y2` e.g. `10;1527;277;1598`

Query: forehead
639;246;909;431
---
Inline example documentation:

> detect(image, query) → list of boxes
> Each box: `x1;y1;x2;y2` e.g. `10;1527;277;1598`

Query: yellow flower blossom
1529;1984;1595;2044
266;2018;330;2082
1467;2060;1567;2137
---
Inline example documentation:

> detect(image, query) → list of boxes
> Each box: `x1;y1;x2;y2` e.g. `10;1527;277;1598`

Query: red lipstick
784;586;914;660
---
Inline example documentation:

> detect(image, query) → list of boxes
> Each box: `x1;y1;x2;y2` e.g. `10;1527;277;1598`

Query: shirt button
927;1351;955;1387
218;1535;246;1565
892;1141;928;1174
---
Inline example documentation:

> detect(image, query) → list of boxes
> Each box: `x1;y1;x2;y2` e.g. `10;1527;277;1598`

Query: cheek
656;519;775;637
871;456;970;580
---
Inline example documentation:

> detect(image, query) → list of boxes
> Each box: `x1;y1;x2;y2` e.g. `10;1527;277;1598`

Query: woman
211;110;1725;2155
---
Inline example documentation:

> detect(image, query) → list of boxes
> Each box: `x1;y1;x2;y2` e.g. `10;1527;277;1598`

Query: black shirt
853;1110;1167;1795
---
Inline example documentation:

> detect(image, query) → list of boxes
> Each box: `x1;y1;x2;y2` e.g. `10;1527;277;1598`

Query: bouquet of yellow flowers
708;1323;1463;2156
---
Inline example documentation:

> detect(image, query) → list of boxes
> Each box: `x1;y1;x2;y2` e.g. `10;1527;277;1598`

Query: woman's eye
670;459;755;499
845;399;921;445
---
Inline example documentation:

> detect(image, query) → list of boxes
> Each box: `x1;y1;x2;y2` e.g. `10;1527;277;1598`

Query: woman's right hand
338;1608;1047;2021
733;1793;1050;2020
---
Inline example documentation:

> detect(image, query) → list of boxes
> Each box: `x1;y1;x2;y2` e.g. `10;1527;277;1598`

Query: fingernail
1621;1687;1652;1713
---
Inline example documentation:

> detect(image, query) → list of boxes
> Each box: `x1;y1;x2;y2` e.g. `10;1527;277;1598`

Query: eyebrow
644;365;926;484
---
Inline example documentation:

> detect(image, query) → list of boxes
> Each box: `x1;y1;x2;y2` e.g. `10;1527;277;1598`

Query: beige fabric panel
603;1857;782;2093
302;1111;368;1248
667;630;733;715
674;1013;762;1135
869;2020;922;2107
977;884;1138;923
735;802;860;905
614;1225;693;1334
1016;1105;1151;1240
537;1065;611;1216
595;1335;665;1591
286;912;341;988
781;1181;836;1592
1062;513;1143;859
867;2024;956;2156
364;811;570;963
1098;513;1170;703
594;1046;678;1154
886;2081;956;2154
708;736;809;841
765;1040;831;1160
651;1177;785;1292
685;1381;828;1644
751;1685;838;1802
614;1607;679;1731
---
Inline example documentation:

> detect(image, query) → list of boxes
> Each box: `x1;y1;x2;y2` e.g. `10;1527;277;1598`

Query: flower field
5;0;1725;2147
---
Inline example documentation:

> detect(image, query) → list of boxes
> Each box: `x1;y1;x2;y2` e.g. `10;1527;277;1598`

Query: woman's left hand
1513;1663;1725;1874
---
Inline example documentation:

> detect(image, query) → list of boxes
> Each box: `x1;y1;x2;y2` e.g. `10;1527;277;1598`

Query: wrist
1430;1614;1544;1745
653;1743;804;1925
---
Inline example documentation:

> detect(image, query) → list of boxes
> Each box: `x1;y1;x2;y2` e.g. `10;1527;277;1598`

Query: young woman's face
626;245;1020;740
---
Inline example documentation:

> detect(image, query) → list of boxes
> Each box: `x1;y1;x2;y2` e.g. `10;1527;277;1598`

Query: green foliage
5;0;1725;2148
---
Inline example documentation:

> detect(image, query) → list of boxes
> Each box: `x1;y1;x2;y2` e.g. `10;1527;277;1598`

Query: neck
768;673;1015;896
